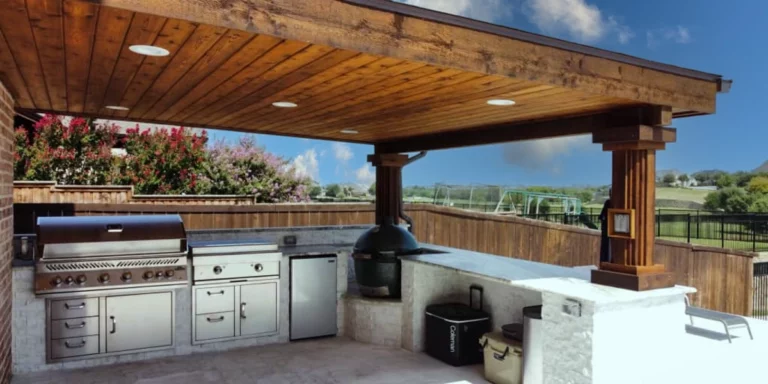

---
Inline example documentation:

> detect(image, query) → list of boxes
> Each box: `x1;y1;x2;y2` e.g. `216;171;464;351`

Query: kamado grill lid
353;217;419;258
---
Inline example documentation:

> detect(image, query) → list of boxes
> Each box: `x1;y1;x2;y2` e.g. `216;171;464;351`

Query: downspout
399;151;427;233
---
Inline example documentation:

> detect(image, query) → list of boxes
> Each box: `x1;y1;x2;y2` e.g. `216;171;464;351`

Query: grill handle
106;224;123;233
469;285;483;311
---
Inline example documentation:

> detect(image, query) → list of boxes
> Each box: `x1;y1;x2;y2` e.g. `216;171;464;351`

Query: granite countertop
401;243;593;283
279;244;352;256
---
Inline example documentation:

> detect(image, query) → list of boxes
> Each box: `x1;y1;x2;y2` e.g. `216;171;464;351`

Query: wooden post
368;153;410;224
591;125;677;291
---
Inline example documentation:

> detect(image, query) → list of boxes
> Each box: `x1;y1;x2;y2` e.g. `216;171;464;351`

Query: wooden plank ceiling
0;0;720;145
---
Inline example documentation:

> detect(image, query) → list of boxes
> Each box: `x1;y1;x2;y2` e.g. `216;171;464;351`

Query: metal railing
755;263;768;320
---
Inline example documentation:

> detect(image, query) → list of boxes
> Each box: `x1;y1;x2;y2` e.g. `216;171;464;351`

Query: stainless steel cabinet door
239;281;278;337
105;292;172;353
290;256;337;340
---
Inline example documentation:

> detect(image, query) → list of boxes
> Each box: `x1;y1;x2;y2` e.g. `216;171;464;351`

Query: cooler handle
469;285;483;310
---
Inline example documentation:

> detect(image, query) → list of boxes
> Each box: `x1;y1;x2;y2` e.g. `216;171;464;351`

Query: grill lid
36;215;187;260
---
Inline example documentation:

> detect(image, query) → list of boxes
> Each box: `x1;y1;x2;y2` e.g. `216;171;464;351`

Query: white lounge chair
684;296;753;343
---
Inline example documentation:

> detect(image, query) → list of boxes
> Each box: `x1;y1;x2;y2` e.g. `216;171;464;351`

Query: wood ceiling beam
93;0;720;113
374;107;669;153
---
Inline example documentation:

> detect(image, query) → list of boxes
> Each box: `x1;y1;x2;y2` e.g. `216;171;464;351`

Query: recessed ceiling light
340;129;358;135
104;105;130;111
129;45;170;57
487;99;516;106
272;101;298;108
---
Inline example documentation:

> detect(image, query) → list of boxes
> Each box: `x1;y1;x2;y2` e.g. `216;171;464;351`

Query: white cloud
397;0;507;23
525;0;632;44
647;26;691;48
354;164;376;187
502;135;592;173
292;149;320;182
332;142;353;164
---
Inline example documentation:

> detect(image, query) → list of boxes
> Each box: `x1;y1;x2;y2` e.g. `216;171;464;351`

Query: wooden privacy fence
13;202;755;315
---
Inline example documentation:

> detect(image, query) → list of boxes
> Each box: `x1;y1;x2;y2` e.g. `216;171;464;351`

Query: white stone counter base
343;294;403;348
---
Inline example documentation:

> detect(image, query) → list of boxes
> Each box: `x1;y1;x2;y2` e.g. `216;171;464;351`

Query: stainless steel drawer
50;298;98;320
195;311;235;341
195;286;235;314
193;260;279;281
50;335;99;359
50;317;99;339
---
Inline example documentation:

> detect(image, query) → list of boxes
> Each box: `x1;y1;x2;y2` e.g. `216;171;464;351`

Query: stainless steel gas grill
35;215;188;295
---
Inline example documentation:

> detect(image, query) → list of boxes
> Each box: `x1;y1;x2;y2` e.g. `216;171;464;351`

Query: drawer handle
64;321;86;329
241;302;247;319
207;290;225;296
64;302;85;310
110;316;117;334
64;340;86;349
206;316;225;323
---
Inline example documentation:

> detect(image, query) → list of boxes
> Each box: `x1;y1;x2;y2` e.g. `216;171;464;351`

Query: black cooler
425;286;490;366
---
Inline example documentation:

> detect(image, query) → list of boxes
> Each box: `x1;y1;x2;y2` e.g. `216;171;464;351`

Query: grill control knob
156;271;165;279
254;263;264;272
64;276;74;285
143;271;154;280
76;275;87;285
51;276;63;286
121;272;132;281
99;273;110;283
165;270;175;278
213;266;223;275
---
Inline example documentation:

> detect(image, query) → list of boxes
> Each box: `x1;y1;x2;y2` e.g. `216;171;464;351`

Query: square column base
591;269;675;291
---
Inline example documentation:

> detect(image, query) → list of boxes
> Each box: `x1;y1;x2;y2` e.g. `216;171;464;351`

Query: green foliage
750;195;768;213
309;185;322;198
747;176;768;195
325;184;342;198
677;174;689;184
662;174;676;186
732;171;754;187
15;115;118;185
703;187;751;213
538;200;551;214
368;183;376;196
715;174;735;189
692;170;727;186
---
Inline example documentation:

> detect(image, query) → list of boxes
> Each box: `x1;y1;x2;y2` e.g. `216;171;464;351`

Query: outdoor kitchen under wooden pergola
0;0;728;297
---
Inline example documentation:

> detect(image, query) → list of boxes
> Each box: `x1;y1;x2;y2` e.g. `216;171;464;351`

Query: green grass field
655;187;711;204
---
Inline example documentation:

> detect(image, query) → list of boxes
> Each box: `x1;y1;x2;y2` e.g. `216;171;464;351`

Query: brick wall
0;81;14;383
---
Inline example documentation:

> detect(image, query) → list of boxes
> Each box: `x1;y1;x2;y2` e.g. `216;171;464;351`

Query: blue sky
206;0;768;187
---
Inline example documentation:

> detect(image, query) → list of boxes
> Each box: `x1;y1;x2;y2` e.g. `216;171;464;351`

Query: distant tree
325;184;342;198
662;174;676;186
309;185;323;199
747;176;768;195
538;200;551;214
677;174;689;185
704;187;751;213
715;174;735;189
693;170;727;186
733;171;755;188
750;195;768;213
368;183;376;196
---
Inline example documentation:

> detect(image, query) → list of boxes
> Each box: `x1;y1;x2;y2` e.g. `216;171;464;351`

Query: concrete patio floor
11;337;487;384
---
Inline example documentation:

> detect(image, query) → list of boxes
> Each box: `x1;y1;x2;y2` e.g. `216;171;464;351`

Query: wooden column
368;153;410;224
591;125;677;291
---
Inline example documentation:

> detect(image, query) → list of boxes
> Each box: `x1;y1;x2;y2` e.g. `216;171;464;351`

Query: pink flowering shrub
198;137;310;202
114;126;208;195
15;115;117;185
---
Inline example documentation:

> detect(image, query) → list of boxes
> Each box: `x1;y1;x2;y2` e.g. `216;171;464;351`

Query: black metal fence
508;211;768;253
755;263;768;320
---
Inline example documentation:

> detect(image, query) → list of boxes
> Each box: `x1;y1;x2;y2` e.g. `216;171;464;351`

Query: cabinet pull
64;321;86;329
64;340;86;349
207;290;225;296
241;302;247;319
110;316;117;334
206;315;225;323
64;302;85;310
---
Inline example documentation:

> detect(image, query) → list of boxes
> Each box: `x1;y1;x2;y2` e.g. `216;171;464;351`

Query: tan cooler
479;332;523;384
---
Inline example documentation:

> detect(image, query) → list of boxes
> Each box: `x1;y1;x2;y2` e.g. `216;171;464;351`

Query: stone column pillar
591;125;676;291
0;81;15;383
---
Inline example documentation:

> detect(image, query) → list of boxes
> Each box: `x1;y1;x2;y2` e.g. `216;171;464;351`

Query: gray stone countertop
403;243;594;283
279;244;353;257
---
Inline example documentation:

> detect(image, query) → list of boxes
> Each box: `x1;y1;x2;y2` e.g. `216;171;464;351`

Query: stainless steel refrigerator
290;255;338;340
